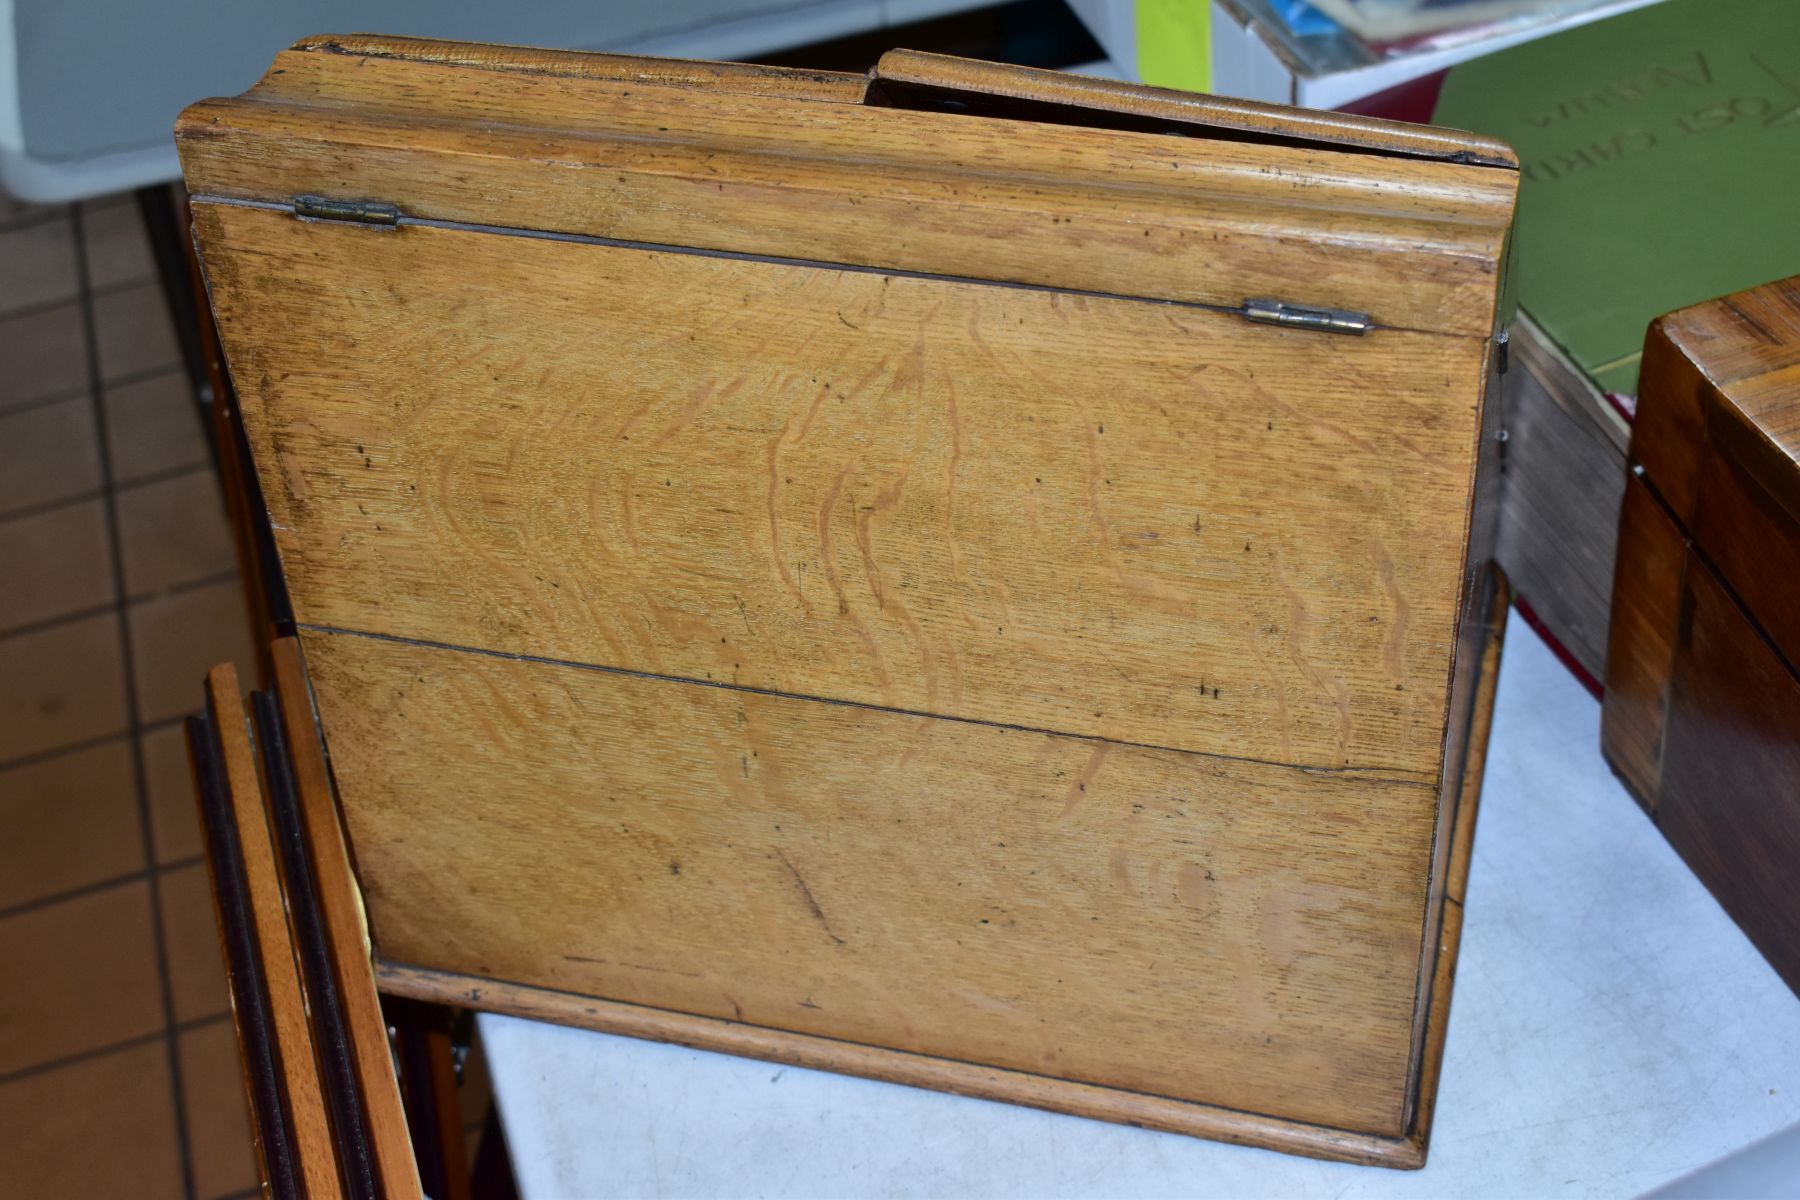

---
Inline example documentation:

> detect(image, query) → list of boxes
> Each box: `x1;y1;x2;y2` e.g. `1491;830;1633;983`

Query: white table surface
480;619;1800;1198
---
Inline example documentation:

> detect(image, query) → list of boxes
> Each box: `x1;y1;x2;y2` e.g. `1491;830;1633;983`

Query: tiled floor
0;189;261;1198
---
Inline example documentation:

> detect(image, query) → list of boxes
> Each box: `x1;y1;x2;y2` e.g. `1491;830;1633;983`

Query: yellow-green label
1137;0;1212;93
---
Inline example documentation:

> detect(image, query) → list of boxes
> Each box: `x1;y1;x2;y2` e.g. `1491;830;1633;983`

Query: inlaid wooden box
1603;276;1800;997
179;36;1518;1168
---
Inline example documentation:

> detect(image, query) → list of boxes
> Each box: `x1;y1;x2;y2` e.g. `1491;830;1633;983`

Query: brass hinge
292;195;400;226
1240;298;1371;335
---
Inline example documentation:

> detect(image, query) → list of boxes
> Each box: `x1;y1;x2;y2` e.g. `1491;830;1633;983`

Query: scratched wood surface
344;569;1505;1169
1632;278;1800;668
197;202;1483;778
180;37;1517;1164
302;623;1434;1135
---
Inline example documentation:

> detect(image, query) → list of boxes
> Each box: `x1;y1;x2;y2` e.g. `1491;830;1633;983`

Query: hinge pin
292;195;401;226
1241;298;1371;335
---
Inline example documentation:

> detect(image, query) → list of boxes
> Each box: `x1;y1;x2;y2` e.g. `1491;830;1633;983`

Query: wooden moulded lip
291;32;873;99
175;35;1518;340
379;963;1426;1167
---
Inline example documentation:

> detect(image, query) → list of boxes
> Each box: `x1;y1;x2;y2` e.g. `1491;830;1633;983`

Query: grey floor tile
128;578;256;725
160;862;230;1023
81;200;158;293
179;1019;259;1199
0;194;67;230
142;722;201;865
105;368;209;484
0;612;130;762
0;738;142;909
117;469;237;598
0;1038;185;1200
0;880;164;1074
0;302;87;412
0;215;80;317
0;395;103;517
0;499;116;633
92;282;181;384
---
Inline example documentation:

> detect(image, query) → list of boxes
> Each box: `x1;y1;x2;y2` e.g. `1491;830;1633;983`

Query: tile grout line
0;207;70;235
0;565;244;645
0;458;217;527
111;461;223;501
71;200;200;1200
0;270;166;326
0;716;185;776
0;358;190;424
0;484;113;528
0;600;121;646
0;386;89;421
0;854;207;922
0;1012;233;1089
127;567;246;610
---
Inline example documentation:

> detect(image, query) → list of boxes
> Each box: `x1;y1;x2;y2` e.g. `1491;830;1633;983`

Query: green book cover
1434;0;1800;395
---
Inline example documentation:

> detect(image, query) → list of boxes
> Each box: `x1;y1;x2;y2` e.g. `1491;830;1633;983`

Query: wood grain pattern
1682;433;1800;673
1637;279;1800;521
177;40;1515;338
182;36;1518;1166
293;33;871;102
1599;475;1685;808
200;202;1482;779
1604;481;1800;995
1655;278;1800;444
378;962;1419;1167
1492;342;1628;680
1405;565;1505;1155
181;187;280;686
365;567;1505;1169
1629;321;1712;526
1657;555;1800;996
302;622;1428;1137
203;664;342;1199
1634;281;1800;669
272;638;422;1200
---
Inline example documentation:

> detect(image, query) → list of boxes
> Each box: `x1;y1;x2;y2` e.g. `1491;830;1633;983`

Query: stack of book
1066;0;1663;111
1435;0;1800;687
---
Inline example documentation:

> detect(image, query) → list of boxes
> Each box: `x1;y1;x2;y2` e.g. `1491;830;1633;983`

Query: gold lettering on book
1519;50;1712;128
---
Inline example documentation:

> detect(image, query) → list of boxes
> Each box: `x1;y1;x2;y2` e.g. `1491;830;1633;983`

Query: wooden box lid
1632;278;1800;665
178;37;1518;1167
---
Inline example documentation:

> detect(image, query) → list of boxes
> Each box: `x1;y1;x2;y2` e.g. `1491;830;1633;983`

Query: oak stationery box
179;36;1517;1167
